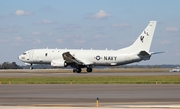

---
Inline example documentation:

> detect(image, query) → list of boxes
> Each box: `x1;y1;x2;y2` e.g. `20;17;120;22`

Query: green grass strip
0;76;180;84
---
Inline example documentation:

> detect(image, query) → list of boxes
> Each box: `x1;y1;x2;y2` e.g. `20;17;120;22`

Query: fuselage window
45;53;48;56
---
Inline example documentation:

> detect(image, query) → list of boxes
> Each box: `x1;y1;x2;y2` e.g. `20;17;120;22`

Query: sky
0;0;180;65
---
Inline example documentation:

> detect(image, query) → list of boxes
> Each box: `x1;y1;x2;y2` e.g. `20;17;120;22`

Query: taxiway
0;84;180;106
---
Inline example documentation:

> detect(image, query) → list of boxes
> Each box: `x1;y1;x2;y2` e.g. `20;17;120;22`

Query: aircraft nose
18;55;22;60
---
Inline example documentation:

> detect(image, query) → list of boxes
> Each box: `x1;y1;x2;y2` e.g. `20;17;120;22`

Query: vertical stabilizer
119;21;157;53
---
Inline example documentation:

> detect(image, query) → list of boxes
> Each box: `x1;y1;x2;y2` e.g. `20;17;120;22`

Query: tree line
0;62;22;69
0;62;179;69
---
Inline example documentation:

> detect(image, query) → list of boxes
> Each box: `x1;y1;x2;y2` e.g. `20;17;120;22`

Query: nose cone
18;55;23;60
18;55;21;60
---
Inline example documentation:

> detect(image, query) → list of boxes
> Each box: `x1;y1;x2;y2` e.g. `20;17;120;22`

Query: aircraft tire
76;68;82;73
87;67;92;73
73;69;76;73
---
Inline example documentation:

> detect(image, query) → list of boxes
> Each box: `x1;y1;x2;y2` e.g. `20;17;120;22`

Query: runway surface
0;70;180;108
0;84;180;106
0;70;179;77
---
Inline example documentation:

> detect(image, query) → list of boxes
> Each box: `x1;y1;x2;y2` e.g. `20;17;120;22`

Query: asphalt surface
0;71;180;77
0;70;180;107
0;84;180;106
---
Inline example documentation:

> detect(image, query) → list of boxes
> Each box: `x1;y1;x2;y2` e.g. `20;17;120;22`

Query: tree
0;62;22;69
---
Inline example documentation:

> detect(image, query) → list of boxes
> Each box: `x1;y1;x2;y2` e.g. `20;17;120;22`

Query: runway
0;70;180;108
0;71;180;77
0;84;180;106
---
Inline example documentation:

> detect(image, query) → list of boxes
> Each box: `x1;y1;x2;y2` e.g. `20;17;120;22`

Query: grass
0;76;180;84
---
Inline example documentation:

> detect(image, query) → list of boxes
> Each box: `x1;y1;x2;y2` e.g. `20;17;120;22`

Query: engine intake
51;59;67;68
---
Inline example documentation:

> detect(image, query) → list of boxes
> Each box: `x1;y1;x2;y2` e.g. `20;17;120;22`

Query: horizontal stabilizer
150;51;166;55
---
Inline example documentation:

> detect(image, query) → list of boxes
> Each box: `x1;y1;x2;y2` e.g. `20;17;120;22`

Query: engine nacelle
51;59;67;68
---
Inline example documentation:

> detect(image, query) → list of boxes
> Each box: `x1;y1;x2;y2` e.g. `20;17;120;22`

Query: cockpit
18;50;33;62
23;53;26;55
18;52;27;61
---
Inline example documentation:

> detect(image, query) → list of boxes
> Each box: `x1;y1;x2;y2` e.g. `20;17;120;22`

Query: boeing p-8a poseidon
19;21;159;73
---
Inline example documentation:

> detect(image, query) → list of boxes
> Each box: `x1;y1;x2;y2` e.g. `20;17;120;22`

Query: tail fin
119;21;157;53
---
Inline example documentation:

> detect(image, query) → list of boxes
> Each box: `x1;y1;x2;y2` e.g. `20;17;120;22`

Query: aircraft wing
62;52;92;65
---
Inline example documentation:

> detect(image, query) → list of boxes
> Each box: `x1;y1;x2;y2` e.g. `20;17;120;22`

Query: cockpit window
23;53;26;55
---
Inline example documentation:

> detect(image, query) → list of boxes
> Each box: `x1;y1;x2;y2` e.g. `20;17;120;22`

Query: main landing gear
73;67;93;73
86;67;92;72
73;68;82;73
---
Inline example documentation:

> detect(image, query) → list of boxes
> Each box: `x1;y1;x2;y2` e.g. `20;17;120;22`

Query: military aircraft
19;21;160;73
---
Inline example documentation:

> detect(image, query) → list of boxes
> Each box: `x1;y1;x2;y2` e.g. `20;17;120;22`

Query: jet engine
51;59;67;68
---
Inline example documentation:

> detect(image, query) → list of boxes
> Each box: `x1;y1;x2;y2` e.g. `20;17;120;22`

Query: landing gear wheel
87;67;92;73
73;69;76;73
76;68;82;73
72;68;82;73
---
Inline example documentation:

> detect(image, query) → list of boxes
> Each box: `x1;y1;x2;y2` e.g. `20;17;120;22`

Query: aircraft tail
119;21;157;53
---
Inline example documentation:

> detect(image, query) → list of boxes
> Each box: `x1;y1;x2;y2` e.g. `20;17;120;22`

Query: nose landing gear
30;63;33;70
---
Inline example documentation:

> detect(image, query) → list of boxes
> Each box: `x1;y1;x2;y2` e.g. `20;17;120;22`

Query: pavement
0;71;180;108
0;71;179;77
0;84;180;106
